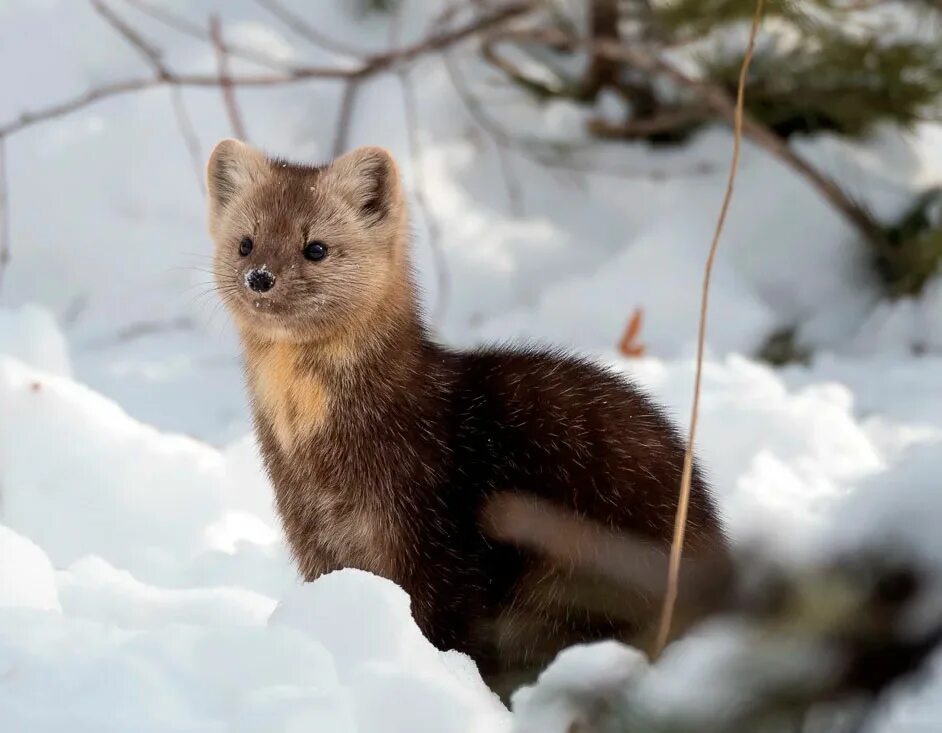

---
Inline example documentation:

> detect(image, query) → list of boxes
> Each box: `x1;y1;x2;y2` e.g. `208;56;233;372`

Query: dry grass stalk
654;0;766;657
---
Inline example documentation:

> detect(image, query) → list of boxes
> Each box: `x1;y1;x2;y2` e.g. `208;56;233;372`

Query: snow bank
0;304;71;377
511;642;648;733
3;303;942;730
478;215;777;357
0;333;506;731
0;2;937;440
1;0;941;730
0;525;60;612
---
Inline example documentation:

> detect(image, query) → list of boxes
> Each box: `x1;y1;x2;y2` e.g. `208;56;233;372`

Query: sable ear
206;139;268;220
328;146;400;221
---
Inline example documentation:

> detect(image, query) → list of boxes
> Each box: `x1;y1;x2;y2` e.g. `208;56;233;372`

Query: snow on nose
245;266;276;293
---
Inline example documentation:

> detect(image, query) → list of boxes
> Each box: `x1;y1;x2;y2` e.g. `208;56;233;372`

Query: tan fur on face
205;141;417;453
206;140;411;352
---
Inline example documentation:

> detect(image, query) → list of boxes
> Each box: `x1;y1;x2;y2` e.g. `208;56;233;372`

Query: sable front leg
295;538;342;582
281;516;342;581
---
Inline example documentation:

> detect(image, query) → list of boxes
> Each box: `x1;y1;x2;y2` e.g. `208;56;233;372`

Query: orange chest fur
245;340;404;579
248;340;330;453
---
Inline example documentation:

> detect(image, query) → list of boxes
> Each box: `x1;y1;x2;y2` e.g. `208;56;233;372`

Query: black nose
246;267;275;293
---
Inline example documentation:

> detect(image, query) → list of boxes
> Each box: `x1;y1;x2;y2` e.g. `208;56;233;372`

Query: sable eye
303;241;328;262
239;237;253;257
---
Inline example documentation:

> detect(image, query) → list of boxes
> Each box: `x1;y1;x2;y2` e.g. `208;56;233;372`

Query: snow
1;0;942;731
511;642;649;733
0;304;71;377
0;349;506;731
0;525;61;612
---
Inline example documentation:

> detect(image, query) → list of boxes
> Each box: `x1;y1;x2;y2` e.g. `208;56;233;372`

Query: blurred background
1;0;940;444
2;1;942;731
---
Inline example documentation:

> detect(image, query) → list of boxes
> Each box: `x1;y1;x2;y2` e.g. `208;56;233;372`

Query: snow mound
0;0;939;722
3;327;942;729
0;305;71;377
272;571;505;733
0;525;60;612
0;355;252;585
479;216;777;357
0;304;506;730
0;350;506;732
511;641;648;733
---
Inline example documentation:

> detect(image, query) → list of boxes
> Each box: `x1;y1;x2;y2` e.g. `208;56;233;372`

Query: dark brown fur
207;140;729;686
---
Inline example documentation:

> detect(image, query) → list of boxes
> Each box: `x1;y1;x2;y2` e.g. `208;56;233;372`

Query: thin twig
168;87;204;194
529;152;713;180
0;137;9;294
92;0;203;192
1;2;535;140
2;77;160;137
481;35;572;99
357;1;535;75
494;25;884;244
587;106;709;139
90;0;167;76
442;50;524;215
654;0;765;657
254;0;369;58
81;316;196;348
432;1;523;212
121;0;290;71
445;46;710;187
332;80;360;157
210;15;248;141
399;69;450;327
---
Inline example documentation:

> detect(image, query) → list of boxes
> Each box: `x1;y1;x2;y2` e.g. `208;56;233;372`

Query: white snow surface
2;1;942;731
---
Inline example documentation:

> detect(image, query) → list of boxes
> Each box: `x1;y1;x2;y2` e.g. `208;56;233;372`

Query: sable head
206;139;408;342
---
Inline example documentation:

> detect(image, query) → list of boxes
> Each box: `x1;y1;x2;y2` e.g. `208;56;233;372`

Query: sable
207;139;729;690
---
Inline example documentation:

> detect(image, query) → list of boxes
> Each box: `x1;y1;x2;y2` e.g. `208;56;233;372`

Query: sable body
207;140;727;681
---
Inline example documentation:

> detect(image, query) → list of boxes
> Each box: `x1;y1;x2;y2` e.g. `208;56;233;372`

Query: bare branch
399;69;450;327
332;80;360;158
442;50;524;215
444;48;710;188
0;137;10;294
168;87;204;194
360;0;535;76
81;316;196;348
655;0;765;657
496;25;885;243
587;106;709;140
2;77;157;137
90;0;169;79
583;0;621;98
93;0;203;192
121;0;212;40
90;0;165;73
529;151;713;180
480;35;570;98
1;1;536;140
254;0;369;58
121;0;290;71
210;15;248;141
